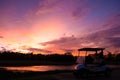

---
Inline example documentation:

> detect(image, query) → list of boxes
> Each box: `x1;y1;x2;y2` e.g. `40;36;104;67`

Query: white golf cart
73;48;112;78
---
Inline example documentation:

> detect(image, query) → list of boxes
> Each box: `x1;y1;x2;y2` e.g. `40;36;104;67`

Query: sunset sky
0;0;120;55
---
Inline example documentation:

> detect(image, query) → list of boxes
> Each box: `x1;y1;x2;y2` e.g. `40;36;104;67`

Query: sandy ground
53;69;120;80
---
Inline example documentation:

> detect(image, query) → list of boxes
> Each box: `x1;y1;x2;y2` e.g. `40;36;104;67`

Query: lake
0;65;119;72
0;65;76;72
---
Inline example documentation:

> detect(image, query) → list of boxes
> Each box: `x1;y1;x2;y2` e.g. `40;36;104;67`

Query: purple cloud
27;47;52;53
40;35;83;48
71;0;91;19
72;7;90;19
102;13;120;29
40;23;120;53
39;0;62;8
85;26;120;48
36;0;63;14
106;37;120;47
36;0;91;19
60;48;74;53
84;13;120;48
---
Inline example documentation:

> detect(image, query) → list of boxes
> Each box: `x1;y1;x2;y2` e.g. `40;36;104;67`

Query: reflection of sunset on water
3;65;75;72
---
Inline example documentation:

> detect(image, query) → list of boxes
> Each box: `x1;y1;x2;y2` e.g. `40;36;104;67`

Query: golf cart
73;48;112;78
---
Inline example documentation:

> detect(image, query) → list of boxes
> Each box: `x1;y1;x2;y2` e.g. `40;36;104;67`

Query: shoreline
0;60;75;67
0;67;120;80
0;60;119;67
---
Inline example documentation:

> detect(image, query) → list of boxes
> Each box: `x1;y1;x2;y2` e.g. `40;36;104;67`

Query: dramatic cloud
106;37;120;47
85;26;120;48
27;47;52;53
40;35;81;47
0;47;6;51
83;13;120;49
40;13;120;53
0;0;120;54
39;35;83;53
36;0;91;19
36;0;63;14
72;7;90;19
71;0;91;19
102;13;120;30
60;48;74;53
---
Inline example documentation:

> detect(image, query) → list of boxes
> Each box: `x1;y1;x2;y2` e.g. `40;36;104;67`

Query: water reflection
0;65;119;72
1;65;76;72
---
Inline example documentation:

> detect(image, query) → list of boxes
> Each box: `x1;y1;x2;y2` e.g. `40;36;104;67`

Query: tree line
86;52;120;65
0;51;76;63
0;51;119;65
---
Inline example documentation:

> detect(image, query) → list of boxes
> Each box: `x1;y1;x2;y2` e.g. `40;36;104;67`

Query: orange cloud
0;36;3;38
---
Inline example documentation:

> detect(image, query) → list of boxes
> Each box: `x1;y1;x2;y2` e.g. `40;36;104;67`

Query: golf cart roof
78;48;105;51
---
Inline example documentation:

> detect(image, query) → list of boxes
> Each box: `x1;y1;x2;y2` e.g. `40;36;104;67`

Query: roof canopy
78;48;105;51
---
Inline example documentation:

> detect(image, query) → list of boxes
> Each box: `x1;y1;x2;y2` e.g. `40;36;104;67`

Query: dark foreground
0;68;120;80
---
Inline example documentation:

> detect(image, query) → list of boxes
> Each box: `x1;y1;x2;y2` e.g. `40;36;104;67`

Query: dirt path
53;69;120;80
53;72;76;80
